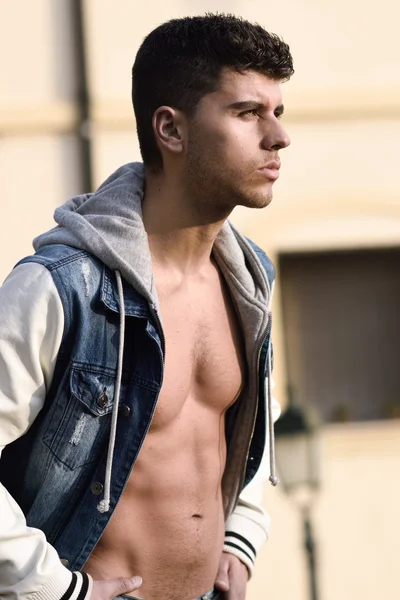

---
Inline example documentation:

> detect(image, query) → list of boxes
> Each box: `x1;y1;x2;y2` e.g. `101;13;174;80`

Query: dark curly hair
132;13;294;170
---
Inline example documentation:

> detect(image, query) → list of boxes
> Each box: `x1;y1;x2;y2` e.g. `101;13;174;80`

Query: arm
0;263;92;600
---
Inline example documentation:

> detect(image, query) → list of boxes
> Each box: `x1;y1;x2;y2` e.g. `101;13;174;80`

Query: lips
257;161;280;180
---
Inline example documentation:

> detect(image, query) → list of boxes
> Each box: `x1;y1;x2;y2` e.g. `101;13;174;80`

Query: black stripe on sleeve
225;531;256;556
59;573;77;600
77;572;90;600
224;541;254;564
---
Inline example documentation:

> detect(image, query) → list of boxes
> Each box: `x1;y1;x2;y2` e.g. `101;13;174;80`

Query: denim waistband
115;588;220;600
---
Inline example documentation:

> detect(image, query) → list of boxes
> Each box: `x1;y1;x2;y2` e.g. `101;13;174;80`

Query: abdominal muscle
83;398;228;600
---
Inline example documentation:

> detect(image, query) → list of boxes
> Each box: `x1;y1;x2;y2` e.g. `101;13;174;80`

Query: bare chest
151;269;245;429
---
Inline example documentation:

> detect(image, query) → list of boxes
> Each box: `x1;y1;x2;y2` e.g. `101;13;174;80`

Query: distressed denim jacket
0;237;274;565
0;163;278;600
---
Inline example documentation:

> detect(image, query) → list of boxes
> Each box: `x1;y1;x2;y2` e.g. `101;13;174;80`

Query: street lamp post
303;504;318;600
274;403;322;600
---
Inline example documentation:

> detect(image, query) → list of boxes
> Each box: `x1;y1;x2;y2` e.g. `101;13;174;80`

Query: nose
261;119;291;151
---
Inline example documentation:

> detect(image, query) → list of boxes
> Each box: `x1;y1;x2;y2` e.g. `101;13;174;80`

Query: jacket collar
100;266;150;318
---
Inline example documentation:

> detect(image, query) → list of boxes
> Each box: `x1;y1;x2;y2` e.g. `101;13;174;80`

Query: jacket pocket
43;367;116;470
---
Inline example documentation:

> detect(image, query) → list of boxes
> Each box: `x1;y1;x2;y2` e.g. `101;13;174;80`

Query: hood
34;163;155;306
34;162;271;314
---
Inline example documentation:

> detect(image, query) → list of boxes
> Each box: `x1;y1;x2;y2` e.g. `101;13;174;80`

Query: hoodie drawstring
267;334;279;487
97;270;125;513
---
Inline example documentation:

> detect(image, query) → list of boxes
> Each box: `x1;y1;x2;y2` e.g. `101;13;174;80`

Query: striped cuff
223;531;256;577
223;506;269;579
30;570;92;600
60;572;92;600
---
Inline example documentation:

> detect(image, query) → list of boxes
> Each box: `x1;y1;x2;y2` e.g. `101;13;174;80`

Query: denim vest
0;242;273;572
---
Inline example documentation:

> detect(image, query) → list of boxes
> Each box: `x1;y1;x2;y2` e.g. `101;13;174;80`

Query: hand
90;575;142;599
214;552;248;599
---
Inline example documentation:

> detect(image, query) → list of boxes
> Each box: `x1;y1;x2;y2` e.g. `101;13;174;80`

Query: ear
152;106;186;157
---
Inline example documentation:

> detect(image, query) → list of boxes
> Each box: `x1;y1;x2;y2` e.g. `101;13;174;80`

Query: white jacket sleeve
223;378;281;576
0;264;92;600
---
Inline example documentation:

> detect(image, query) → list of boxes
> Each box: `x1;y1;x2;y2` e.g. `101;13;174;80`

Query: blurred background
1;1;399;599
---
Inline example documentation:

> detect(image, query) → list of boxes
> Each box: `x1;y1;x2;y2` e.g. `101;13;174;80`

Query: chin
244;180;274;208
241;190;273;209
254;198;273;209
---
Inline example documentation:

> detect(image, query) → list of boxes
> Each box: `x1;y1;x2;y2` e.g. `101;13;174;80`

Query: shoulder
16;244;94;272
14;245;105;317
2;262;58;304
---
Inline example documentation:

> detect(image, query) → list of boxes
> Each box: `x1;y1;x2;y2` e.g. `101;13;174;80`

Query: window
279;248;400;423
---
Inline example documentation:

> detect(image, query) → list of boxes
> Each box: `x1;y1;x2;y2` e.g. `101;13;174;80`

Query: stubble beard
185;144;273;217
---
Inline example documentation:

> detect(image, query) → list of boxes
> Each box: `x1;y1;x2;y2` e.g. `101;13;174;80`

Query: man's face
184;69;290;211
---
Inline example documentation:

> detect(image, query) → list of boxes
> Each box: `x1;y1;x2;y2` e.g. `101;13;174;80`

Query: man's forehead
215;68;283;105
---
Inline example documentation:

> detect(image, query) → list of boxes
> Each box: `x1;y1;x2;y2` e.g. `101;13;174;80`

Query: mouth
257;161;280;181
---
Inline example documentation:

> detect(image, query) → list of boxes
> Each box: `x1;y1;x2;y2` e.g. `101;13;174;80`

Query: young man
0;14;293;600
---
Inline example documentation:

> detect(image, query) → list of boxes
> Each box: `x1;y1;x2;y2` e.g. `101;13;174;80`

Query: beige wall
249;421;400;600
1;1;399;599
0;1;82;277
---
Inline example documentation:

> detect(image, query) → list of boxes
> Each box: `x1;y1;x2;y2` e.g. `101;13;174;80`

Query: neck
142;168;231;275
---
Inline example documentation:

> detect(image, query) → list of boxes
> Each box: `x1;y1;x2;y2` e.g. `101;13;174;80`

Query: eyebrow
227;101;285;116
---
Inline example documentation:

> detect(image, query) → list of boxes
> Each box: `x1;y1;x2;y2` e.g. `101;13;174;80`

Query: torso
84;259;245;600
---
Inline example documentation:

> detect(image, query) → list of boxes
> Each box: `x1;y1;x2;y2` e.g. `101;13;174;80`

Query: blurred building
1;2;399;599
